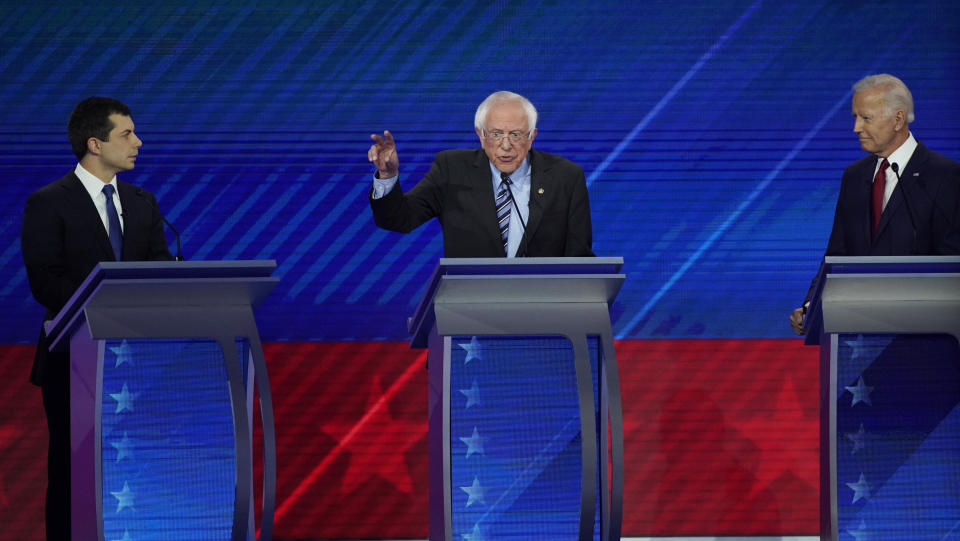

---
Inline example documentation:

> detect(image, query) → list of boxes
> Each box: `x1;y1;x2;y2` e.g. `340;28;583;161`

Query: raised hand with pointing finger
368;130;398;179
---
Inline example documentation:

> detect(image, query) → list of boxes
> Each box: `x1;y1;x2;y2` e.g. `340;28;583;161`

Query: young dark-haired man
21;96;173;539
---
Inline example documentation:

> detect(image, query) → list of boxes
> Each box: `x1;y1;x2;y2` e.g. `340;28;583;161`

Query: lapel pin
538;188;544;194
913;172;919;176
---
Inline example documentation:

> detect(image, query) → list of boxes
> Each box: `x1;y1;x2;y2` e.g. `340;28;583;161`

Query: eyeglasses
483;130;531;143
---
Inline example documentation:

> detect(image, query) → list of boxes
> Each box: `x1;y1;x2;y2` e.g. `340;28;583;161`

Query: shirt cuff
371;174;398;200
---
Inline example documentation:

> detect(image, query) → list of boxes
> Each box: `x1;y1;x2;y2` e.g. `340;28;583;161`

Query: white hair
474;91;538;134
853;73;915;123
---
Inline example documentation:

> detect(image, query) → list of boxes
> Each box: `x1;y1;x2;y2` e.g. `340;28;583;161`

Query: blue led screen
100;338;236;540
449;335;603;539
1;1;959;344
834;333;960;540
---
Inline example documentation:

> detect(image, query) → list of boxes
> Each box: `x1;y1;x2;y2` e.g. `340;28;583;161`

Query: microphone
890;162;917;253
501;177;528;257
137;188;184;261
161;214;185;261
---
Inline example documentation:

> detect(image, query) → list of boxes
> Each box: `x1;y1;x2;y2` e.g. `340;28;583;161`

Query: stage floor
291;537;821;541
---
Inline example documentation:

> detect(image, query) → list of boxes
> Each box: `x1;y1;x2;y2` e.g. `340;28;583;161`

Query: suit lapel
63;173;116;260
873;142;928;244
519;149;547;256
468;150;504;251
896;141;929;186
117;182;137;261
875;183;903;240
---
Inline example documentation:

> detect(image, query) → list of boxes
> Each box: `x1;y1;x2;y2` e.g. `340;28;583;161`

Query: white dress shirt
874;133;918;210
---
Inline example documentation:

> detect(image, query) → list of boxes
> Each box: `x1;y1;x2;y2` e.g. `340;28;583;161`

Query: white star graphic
112;530;134;541
109;340;135;367
846;473;871;503
844;334;867;360
845;423;867;454
845;376;873;407
459;336;483;364
111;481;135;512
460;476;486;507
847;519;871;540
109;383;137;413
460;427;485;458
112;431;134;462
460;380;480;409
462;524;485;541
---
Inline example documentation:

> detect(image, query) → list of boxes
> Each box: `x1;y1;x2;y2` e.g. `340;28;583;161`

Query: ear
476;128;484;143
894;110;906;131
86;137;101;155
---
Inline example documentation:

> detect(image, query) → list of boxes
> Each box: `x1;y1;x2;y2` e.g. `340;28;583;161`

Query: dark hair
67;97;132;161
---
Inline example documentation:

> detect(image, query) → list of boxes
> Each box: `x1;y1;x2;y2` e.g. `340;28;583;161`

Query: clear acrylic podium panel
811;256;960;541
830;332;960;540
447;334;603;540
99;337;251;541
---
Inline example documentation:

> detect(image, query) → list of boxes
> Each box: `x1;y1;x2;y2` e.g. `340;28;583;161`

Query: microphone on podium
137;187;184;261
890;162;917;253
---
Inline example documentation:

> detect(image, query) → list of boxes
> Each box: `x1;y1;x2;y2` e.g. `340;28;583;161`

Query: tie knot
102;184;115;197
500;172;512;186
879;158;889;172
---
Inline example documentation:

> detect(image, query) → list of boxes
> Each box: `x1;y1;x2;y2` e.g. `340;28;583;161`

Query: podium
44;261;279;541
408;257;625;541
803;256;960;541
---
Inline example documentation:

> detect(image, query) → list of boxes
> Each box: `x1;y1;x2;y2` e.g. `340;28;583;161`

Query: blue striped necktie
102;184;123;260
495;173;512;255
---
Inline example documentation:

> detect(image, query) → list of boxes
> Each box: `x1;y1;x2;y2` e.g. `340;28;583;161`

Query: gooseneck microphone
137;188;184;261
501;178;528;257
161;214;184;261
890;162;917;253
502;181;528;233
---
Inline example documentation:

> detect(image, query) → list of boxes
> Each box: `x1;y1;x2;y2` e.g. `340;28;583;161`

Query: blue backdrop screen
1;1;958;344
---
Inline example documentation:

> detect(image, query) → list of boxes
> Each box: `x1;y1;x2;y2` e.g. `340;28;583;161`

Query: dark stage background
0;1;958;539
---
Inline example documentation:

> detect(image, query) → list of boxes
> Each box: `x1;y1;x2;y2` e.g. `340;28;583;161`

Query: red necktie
871;158;889;236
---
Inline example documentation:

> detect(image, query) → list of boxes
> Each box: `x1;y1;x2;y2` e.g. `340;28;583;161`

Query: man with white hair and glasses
368;90;593;258
790;74;960;335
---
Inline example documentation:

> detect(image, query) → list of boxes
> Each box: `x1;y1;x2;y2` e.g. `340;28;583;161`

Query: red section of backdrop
617;339;819;535
0;345;47;541
260;341;430;539
0;339;818;539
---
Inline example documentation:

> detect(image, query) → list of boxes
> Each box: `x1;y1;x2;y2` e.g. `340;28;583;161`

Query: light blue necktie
102;184;123;260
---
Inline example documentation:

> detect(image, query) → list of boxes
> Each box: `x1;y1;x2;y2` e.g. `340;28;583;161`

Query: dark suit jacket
824;141;960;256
21;171;173;386
370;148;594;257
804;141;960;303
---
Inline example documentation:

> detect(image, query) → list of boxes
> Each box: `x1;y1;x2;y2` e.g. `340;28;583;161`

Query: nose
497;137;514;149
853;117;863;133
134;133;143;147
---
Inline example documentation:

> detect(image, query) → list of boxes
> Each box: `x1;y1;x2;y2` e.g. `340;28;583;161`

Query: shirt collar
879;132;918;174
488;156;531;187
75;163;118;200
